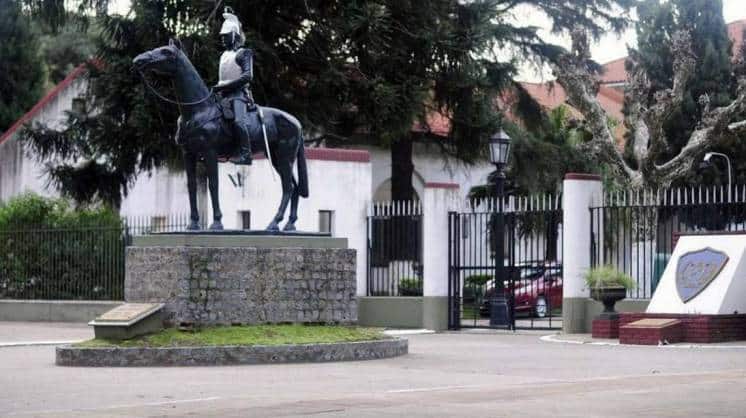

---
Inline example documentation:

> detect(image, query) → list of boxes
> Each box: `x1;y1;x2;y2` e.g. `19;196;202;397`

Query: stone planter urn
590;286;627;320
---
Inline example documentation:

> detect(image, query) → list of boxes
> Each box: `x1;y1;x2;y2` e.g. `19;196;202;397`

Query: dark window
239;211;251;230
72;97;87;114
319;210;333;234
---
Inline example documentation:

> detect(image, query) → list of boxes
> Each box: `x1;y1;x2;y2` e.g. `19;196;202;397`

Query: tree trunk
390;137;415;201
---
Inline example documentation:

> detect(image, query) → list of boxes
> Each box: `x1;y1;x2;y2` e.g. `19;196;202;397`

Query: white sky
109;0;746;82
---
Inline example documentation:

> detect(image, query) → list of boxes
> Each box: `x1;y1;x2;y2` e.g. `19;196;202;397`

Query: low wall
358;297;423;328
0;300;123;322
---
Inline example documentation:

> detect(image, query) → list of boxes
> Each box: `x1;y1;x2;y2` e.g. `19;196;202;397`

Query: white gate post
422;183;460;331
562;173;603;333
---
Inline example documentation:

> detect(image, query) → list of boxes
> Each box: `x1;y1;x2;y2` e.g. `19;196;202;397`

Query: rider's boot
233;102;252;165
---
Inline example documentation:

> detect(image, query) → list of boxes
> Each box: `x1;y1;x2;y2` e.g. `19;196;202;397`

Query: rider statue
213;10;254;165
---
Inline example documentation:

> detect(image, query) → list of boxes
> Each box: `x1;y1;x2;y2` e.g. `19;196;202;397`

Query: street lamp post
704;152;732;201
489;129;511;328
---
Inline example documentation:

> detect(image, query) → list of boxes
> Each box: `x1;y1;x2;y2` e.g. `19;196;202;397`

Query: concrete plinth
125;234;357;326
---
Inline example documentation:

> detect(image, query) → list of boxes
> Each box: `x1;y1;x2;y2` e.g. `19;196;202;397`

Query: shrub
0;193;124;300
397;277;422;296
584;266;636;290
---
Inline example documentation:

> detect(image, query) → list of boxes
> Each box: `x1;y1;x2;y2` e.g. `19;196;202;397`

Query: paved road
0;323;745;417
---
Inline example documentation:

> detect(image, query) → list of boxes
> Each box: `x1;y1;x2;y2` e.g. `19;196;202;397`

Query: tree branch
552;29;641;185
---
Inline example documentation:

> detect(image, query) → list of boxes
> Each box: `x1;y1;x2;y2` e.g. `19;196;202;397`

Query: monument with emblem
619;233;746;344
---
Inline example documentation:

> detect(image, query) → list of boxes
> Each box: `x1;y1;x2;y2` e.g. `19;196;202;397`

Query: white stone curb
540;334;746;349
0;340;84;348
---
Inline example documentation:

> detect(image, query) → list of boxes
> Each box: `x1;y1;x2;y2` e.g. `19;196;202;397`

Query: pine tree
21;0;635;206
0;0;45;132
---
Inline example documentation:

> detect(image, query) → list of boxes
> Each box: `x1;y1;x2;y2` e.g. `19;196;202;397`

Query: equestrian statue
132;10;308;232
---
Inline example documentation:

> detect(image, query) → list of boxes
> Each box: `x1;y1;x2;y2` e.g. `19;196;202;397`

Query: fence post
422;183;460;331
562;173;602;333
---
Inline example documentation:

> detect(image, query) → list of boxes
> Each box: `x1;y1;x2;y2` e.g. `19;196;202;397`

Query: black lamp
489;129;512;168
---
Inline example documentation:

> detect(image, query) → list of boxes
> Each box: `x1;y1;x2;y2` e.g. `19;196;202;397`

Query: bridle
137;68;214;107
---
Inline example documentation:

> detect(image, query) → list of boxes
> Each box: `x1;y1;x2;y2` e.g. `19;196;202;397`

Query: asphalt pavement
0;322;745;417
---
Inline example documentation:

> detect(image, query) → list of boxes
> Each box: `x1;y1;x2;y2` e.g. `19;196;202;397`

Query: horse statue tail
296;137;309;198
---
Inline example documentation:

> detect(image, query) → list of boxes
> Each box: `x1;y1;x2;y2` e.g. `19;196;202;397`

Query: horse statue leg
266;159;295;232
283;178;299;232
205;150;224;230
184;151;201;230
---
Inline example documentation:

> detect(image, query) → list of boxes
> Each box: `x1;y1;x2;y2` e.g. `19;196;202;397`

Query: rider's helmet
219;10;245;49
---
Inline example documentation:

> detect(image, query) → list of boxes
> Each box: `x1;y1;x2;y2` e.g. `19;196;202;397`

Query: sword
258;107;276;182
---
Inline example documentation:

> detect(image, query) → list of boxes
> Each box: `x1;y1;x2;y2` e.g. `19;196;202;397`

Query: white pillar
422;183;460;330
562;173;602;333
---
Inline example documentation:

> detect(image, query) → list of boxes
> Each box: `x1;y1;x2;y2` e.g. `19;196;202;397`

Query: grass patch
75;325;386;348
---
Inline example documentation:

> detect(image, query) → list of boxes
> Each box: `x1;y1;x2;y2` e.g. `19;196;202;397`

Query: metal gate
448;196;563;330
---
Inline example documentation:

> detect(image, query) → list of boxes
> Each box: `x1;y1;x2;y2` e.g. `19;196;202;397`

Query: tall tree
553;0;746;188
22;0;635;206
0;0;45;133
626;0;734;174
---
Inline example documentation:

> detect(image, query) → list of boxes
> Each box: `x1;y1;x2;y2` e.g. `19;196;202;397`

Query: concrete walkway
0;322;745;417
0;321;91;346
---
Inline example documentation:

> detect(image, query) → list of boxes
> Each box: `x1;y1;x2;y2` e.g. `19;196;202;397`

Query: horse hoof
266;223;280;232
283;223;296;232
209;222;223;230
186;222;201;231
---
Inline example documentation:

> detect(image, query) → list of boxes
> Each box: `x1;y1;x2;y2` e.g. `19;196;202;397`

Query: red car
480;264;562;318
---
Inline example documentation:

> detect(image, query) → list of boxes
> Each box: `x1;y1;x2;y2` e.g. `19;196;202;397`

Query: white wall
0;77;88;203
214;156;372;295
366;143;494;202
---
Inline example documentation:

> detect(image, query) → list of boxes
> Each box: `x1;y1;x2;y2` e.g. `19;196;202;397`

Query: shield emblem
676;247;729;303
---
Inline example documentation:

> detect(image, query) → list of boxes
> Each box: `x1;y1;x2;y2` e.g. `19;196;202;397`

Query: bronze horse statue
132;40;308;232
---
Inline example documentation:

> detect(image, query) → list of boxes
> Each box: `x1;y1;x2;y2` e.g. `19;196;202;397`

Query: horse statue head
133;39;183;76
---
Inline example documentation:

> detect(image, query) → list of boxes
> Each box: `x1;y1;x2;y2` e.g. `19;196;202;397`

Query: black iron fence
0;226;126;300
0;213;204;301
366;202;423;296
448;195;563;330
590;186;746;299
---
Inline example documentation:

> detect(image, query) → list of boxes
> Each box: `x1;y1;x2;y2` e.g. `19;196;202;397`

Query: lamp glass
489;130;511;165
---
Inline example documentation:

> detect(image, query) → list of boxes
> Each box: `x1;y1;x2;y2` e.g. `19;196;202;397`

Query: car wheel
534;296;548;318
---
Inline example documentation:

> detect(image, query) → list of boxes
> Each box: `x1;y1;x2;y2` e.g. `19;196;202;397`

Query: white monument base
647;233;746;315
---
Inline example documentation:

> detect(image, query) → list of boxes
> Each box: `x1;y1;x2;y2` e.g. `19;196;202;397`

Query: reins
138;70;214;107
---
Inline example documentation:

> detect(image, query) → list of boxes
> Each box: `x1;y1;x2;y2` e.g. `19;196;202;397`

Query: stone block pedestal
125;233;357;326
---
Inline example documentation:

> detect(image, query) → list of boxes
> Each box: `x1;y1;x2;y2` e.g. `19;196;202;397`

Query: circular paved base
56;338;407;367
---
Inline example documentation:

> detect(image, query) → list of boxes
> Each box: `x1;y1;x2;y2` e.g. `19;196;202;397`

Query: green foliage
463;274;492;303
397;277;422;296
39;22;98;85
0;193;120;229
74;325;386;347
21;0;634;206
0;193;123;300
465;274;492;287
584;265;636;290
0;0;45;132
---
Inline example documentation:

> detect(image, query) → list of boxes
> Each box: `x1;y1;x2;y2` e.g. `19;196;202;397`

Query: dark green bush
0;193;124;300
398;277;423;296
463;274;492;303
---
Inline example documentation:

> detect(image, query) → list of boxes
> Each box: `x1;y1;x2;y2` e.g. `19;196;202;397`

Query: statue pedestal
125;232;357;326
